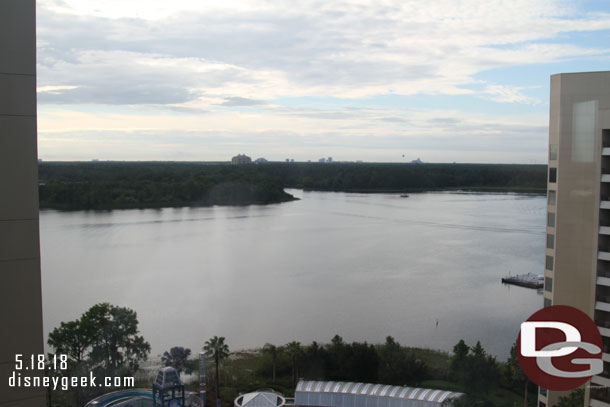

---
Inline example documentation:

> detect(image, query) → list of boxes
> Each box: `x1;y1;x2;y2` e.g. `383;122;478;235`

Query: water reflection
41;190;545;359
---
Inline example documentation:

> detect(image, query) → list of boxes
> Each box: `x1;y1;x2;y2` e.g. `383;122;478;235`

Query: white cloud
483;85;542;105
34;0;610;161
37;0;610;104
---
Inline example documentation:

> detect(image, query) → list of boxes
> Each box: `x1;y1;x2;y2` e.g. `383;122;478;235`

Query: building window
548;190;556;206
544;298;552;307
549;145;558;161
547;234;555;249
549;168;557;183
548;212;555;227
540;388;547;397
545;277;553;292
546;255;554;271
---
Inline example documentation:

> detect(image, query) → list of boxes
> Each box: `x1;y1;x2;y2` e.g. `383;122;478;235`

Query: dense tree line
256;335;428;388
38;162;546;210
258;162;546;193
38;162;296;209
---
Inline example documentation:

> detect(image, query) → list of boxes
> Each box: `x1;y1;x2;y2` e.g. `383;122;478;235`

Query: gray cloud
36;1;610;107
218;97;266;107
427;118;461;125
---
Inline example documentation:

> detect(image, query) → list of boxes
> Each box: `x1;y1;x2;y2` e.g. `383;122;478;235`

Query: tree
463;341;499;395
47;320;92;367
262;343;282;383
302;341;326;380
286;341;303;387
47;303;150;407
449;340;499;396
449;339;469;383
505;343;528;407
162;346;192;374
378;336;426;385
556;388;585;407
82;303;150;375
47;303;150;375
204;336;230;401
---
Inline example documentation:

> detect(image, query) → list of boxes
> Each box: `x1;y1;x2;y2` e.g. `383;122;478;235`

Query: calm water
40;190;545;360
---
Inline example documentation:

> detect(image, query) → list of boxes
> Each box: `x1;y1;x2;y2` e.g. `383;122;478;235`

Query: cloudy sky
37;0;610;163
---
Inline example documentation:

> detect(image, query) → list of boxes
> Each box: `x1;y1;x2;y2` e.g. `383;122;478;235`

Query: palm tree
285;341;302;388
262;343;282;383
203;336;230;401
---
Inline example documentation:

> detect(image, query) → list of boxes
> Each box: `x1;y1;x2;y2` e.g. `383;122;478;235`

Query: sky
36;0;610;163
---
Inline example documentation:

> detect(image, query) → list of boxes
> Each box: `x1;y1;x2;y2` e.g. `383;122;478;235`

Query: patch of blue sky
474;58;610;89
273;93;548;116
572;0;610;14
483;30;610;52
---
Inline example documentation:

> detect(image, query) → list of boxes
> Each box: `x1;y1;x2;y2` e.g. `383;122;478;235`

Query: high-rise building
0;1;45;406
540;71;610;407
232;154;252;165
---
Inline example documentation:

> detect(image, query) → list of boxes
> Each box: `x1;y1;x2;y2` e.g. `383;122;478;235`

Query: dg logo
517;305;603;391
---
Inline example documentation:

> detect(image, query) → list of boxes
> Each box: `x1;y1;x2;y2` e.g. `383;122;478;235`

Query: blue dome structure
153;367;186;407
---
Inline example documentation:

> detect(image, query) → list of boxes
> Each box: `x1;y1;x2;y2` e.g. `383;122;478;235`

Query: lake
40;189;545;360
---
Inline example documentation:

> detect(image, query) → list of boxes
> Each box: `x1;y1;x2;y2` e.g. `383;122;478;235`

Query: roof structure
295;380;463;406
235;391;286;407
154;367;183;389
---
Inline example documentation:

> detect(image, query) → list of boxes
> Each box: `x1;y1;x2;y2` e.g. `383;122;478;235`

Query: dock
501;273;544;289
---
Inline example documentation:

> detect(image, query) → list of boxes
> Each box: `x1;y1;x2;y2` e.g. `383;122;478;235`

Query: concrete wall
0;1;46;406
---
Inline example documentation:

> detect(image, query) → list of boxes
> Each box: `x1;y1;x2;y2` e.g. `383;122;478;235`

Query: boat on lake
501;272;544;289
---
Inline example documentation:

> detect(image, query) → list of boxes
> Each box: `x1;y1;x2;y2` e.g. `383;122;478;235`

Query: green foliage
82;303;150;374
443;394;493;407
47;303;150;406
38;162;296;209
286;341;303;387
162;346;192;374
449;340;500;396
262;343;282;383
556;388;585;407
504;343;525;388
204;336;230;400
378;336;428;386
38;162;546;210
48;303;150;375
254;336;428;390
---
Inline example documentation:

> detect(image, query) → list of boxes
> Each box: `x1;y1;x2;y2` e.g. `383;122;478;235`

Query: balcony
601;252;610;261
591;378;610;406
603;201;610;210
602;227;610;235
603;148;610;156
600;327;610;337
597;300;610;313
603;175;610;183
591;398;610;407
599;277;610;287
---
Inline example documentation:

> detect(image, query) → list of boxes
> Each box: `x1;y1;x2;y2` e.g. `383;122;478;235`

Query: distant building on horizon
254;157;268;164
411;158;423;164
232;154;252;165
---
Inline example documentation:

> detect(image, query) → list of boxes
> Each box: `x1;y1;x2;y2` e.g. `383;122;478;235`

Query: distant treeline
38;162;547;209
38;162;296;209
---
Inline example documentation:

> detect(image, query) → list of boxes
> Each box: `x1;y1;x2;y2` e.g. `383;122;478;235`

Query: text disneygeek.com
8;354;134;391
8;371;135;391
